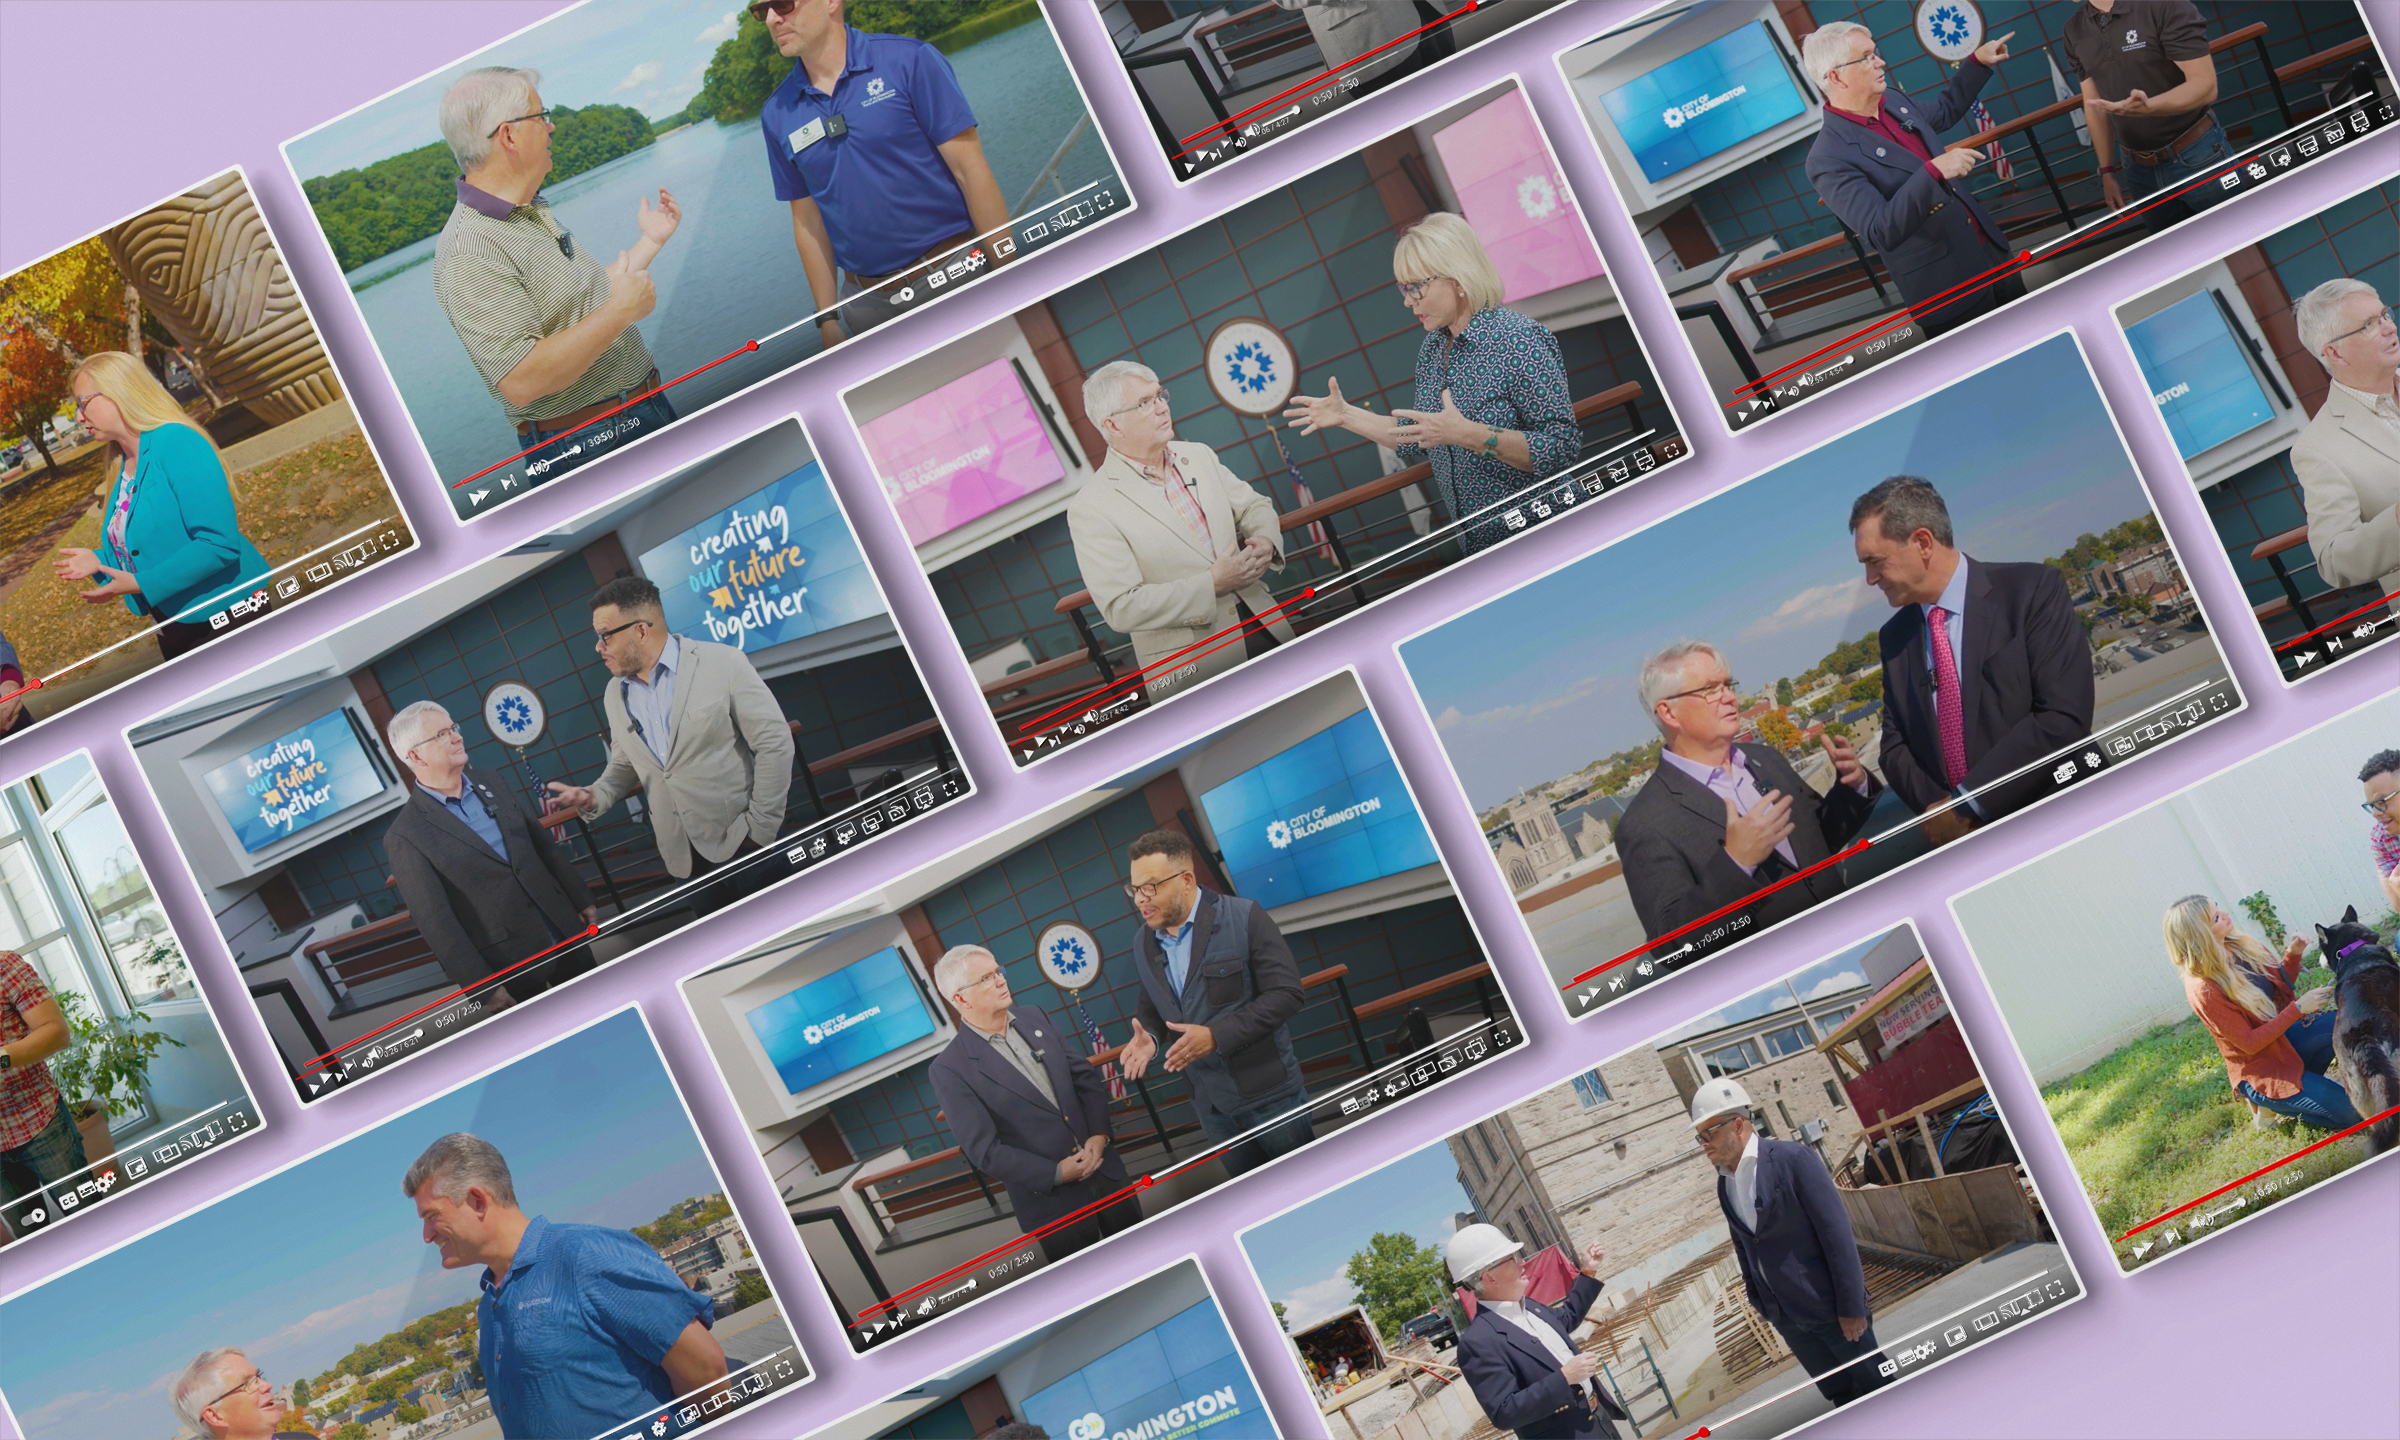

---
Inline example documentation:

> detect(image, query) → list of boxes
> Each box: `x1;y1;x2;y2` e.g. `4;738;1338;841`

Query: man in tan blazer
547;575;795;914
1066;360;1295;700
2292;278;2400;618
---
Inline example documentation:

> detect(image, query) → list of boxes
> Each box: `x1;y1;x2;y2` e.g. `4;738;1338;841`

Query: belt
2121;109;2214;167
518;369;663;441
844;231;980;293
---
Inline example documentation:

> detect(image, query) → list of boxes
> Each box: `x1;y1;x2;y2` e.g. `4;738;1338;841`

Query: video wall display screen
1397;332;2242;1022
1200;707;1437;907
0;167;414;750
1950;691;2400;1275
1556;2;2393;435
0;752;265;1248
126;416;968;1106
0;1008;811;1440
2110;176;2399;685
679;670;1520;1354
1240;924;2088;1440
840;78;1689;771
743;946;938;1096
279;0;1133;521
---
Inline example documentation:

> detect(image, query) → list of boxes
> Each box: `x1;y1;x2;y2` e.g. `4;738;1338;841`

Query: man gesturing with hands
1450;1225;1626;1437
1617;641;1878;956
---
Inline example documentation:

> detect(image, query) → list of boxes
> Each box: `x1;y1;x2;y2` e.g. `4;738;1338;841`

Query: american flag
1272;429;1336;562
1073;998;1127;1100
1968;99;2015;179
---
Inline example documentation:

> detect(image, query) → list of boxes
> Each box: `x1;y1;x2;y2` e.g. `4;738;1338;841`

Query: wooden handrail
980;648;1098;697
1948;23;2269;152
1050;383;1646;616
2251;525;2311;562
1191;1;1279;40
2276;34;2374;83
1076;965;1352;1065
807;716;945;776
850;1145;966;1190
300;909;418;957
1722;232;1853;286
1353;962;1492;1021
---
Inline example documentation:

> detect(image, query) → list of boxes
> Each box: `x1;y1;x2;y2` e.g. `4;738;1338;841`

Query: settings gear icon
1046;934;1091;978
1517;173;1558;219
1223;340;1276;395
1266;818;1294;849
494;694;535;735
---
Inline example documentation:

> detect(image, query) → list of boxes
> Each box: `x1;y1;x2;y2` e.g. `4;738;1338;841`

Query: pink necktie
1928;605;1967;788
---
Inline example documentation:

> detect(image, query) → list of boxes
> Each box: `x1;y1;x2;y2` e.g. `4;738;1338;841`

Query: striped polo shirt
431;179;655;427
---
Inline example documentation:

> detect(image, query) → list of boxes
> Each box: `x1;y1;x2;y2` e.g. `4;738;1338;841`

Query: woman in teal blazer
54;352;271;660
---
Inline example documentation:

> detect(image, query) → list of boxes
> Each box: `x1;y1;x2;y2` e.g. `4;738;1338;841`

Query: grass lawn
2042;917;2398;1271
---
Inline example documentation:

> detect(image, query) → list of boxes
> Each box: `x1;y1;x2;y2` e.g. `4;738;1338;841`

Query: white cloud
1740;578;1876;639
13;1389;120;1436
242;1279;422;1363
611;60;663;95
1278;1263;1361;1331
1805;969;1867;1000
1430;673;1602;736
697;10;740;43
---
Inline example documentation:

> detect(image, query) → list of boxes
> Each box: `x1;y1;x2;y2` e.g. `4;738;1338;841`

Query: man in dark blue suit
928;945;1138;1265
1695;1079;1891;1406
1448;1225;1624;1438
1803;21;2025;338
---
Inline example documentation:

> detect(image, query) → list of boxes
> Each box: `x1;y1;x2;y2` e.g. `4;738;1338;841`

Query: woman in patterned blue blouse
1283;212;1578;553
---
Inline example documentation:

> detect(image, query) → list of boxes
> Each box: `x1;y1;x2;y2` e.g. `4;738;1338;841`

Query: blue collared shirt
1918;558;1986;816
477;1215;716;1440
1154;913;1198;994
433;779;509;862
621;635;679;765
758;26;980;276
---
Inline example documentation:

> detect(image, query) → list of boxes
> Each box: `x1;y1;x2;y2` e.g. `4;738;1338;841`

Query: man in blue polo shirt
404;1133;725;1439
754;0;1011;348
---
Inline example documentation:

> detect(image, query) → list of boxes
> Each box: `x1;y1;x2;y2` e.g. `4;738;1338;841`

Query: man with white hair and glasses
1447;1224;1621;1437
168;1348;316;1440
431;66;682;485
2291;277;2400;620
403;1133;725;1439
1066;360;1291;700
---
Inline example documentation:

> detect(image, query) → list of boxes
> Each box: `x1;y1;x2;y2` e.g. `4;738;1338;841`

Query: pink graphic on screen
1433;91;1605;303
860;358;1068;546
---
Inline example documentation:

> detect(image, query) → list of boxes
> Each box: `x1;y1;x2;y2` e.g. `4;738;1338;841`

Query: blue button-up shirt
1154;913;1198;995
477;1215;716;1440
433;780;509;862
621;635;679;766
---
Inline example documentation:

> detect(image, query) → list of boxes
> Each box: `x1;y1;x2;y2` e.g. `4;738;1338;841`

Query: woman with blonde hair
1282;211;1578;554
2163;895;2357;1131
52;352;270;660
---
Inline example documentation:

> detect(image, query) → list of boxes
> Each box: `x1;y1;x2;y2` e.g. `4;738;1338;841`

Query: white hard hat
1445;1222;1522;1284
1690;1077;1755;1128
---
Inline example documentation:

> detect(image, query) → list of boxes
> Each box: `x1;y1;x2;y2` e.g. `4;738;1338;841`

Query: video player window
1556;2;2393;434
678;670;1521;1353
0;167;415;744
125;415;969;1105
2110;175;2397;685
0;751;262;1246
803;1255;1273;1439
0;1008;810;1440
1950;691;2400;1274
1108;0;1574;181
1240;924;2086;1440
1396;331;2243;1022
841;78;1689;768
282;0;1132;520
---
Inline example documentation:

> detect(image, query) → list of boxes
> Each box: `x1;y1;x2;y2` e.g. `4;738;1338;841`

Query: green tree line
679;0;1028;125
301;103;657;272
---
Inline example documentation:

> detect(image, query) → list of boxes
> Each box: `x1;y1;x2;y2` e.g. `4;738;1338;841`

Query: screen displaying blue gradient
1200;710;1436;907
2123;292;2277;460
204;711;390;853
744;947;935;1095
1020;1300;1263;1440
1601;23;1808;182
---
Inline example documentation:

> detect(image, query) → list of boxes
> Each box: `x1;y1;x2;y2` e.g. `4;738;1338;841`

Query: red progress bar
300;924;599;1071
857;1176;1156;1320
1560;842;1869;991
2116;1100;2400;1241
2275;593;2396;650
1175;2;1476;155
450;344;759;490
1014;589;1314;735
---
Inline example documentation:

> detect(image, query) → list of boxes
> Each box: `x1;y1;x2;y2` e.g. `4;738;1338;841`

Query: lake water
347;19;1121;488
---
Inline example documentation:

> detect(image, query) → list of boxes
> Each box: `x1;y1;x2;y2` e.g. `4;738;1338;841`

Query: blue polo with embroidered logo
758;25;980;277
476;1214;716;1440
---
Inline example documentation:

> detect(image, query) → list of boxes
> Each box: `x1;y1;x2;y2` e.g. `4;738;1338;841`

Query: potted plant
47;985;184;1178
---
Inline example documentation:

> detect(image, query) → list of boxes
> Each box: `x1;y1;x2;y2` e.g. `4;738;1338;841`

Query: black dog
2317;905;2400;1155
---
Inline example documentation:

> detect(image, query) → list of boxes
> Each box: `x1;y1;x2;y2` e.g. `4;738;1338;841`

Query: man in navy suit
1696;1079;1891;1406
1851;476;2095;845
927;945;1138;1264
1804;21;2025;338
1448;1224;1624;1438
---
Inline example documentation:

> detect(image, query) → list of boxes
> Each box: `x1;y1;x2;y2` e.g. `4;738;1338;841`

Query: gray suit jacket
1131;889;1305;1120
384;767;594;992
927;1003;1129;1237
2295;384;2400;615
578;637;795;877
1065;442;1293;700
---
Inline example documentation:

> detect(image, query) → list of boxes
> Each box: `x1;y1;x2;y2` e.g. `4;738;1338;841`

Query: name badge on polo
790;113;850;154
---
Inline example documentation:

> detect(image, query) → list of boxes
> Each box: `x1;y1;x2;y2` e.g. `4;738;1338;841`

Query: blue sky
1399;335;2152;809
0;1011;725;1440
1653;931;1890;1048
285;0;745;178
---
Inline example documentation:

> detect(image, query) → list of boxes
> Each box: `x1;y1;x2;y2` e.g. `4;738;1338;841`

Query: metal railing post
789;1206;893;1313
1131;1073;1176;1160
1841;229;1889;304
2254;34;2293;127
2018;126;2074;231
1330;975;1374;1069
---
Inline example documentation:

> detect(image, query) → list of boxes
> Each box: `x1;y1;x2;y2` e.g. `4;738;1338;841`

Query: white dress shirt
1722;1131;1762;1231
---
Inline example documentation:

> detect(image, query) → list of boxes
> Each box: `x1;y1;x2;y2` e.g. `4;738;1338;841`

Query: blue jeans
2238;1009;2363;1130
2122;113;2230;214
514;387;677;488
1201;1083;1315;1178
0;1096;90;1226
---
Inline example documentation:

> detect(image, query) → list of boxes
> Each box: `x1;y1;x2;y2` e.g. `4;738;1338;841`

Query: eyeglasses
957;968;1006;995
749;0;801;18
72;392;104;418
1694;1116;1743;1147
1663;677;1741;706
1122;871;1192;903
2327;305;2396;348
205;1370;271;1412
592;618;648;648
1396;277;1453;304
1829;48;1885;74
410;723;462;753
1105;388;1171;419
2365;789;2400;816
486;107;554;139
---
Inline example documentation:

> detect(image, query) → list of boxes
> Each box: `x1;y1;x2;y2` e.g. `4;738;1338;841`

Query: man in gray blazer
2292;278;2400;619
1065;361;1294;702
545;576;795;916
927;944;1136;1263
384;701;596;1008
1117;827;1312;1176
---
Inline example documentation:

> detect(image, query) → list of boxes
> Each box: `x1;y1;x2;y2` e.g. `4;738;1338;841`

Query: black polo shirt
2062;0;2213;154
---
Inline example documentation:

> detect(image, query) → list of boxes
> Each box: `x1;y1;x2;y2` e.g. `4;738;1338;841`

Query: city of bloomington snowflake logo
1928;3;1970;48
1223;340;1275;395
1266;818;1294;849
1517;173;1558;219
1046;932;1092;978
494;694;535;735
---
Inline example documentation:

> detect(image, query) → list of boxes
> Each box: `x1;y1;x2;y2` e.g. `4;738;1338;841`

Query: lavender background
2;3;2395;1437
